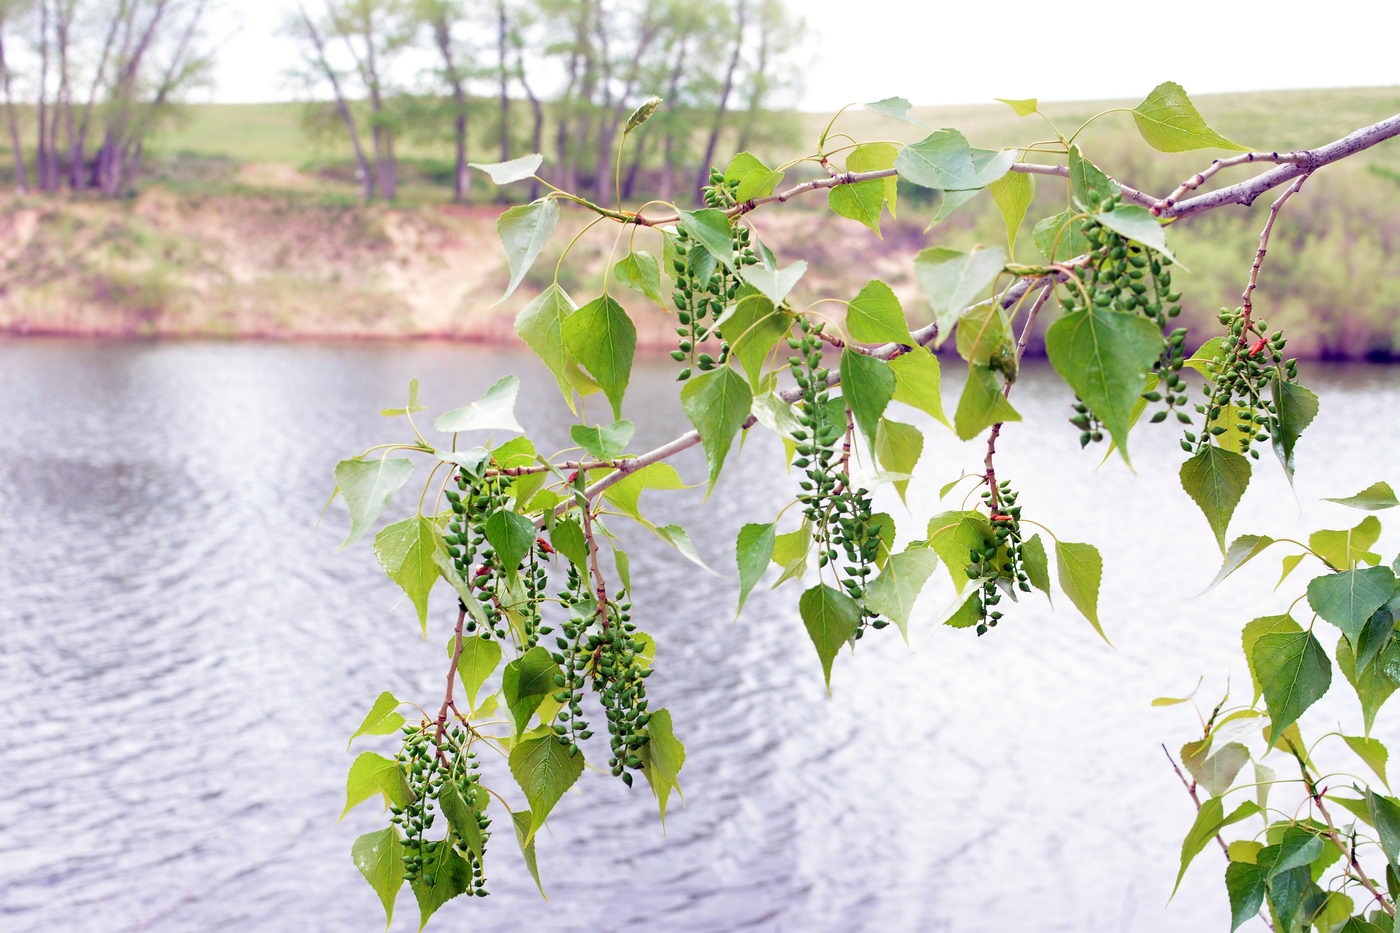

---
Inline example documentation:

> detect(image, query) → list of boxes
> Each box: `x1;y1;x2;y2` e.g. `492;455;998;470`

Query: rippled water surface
2;337;1399;933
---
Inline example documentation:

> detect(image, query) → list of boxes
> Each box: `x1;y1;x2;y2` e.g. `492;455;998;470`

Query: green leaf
1271;379;1318;482
923;188;982;231
926;510;993;592
1131;81;1249;152
380;377;426;416
1308;567;1397;643
624;96;662;133
995;97;1037;117
570;420;635;460
1056;540;1107;643
896;129;1010;190
875;418;922;503
953;364;1019;441
485;509;536;571
735;522;776;619
988;170;1034;255
1345;735;1391;788
799;583;861;690
1174;797;1261;894
652;522;718;575
515;284;597;410
1068;146;1117;208
448;635;501;711
348;692;404;749
680;367;753;492
847;280;914;345
1022;533;1051;599
1225;859;1266;931
913;246;1006;346
497;198;560;302
434;375;525;435
503;646;562;736
1311;516;1383;572
1045;307;1162;458
334;457;415;551
1206;534;1277;591
828;143;900;234
1367;790;1400;880
954;299;1014;368
352;828;405;927
888;348;948;427
614;251;664;305
1326;482;1399;511
1182;740;1249;798
509;732;584;845
374;516;445;634
471;153;542;184
561;295;636;419
638;707;686;823
1252;626;1330;741
865;547;938;640
1093;205;1175;261
741;261;806;305
1257;826;1324;879
863;96;922;124
342;752;410;819
1033;209;1090;263
677;208;736;271
549;517;588;570
839;350;895;452
724;151;784;201
1179;446;1252;552
1338;636;1398;734
509;808;547;898
409;839;473;929
719;290;790;388
600;462;688;524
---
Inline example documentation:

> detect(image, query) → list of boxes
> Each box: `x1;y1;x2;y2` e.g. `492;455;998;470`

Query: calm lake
2;337;1398;932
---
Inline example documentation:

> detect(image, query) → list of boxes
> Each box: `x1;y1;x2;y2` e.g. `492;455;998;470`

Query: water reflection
0;337;1397;932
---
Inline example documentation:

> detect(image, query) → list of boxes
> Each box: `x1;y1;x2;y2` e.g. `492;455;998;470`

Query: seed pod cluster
1061;194;1189;444
789;316;885;635
668;171;758;381
444;466;510;640
965;480;1032;636
1185;306;1299;459
392;721;491;896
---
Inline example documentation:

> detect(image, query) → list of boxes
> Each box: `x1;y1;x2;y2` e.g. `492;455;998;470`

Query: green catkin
1189;306;1298;460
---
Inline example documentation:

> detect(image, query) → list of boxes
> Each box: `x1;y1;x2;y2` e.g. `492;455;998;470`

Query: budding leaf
448;634;501;712
496;197;559;303
624;95;663;133
638;708;686;823
613;250;663;306
1131;81;1249;152
1173;797;1260;895
988;170;1034;256
846;279;914;345
735;522;777;619
334;457;415;551
509;732;585;845
342;752;411;819
434;374;525;435
864;546;938;641
570;420;635;460
875;417;922;503
380;377;426;416
502;646;563;737
1251;622;1330;743
1021;533;1051;601
799;583;861;690
1307;567;1396;644
561;296;636;419
410;839;473;929
1344;735;1391;789
995;97;1038;117
1055;540;1107;644
347;691;404;749
374;515;445;634
724;151;784;202
1325;481;1400;511
352;827;405;927
1179;446;1252;552
952;364;1019;441
839;349;894;452
888;347;949;427
509;808;547;898
680;366;753;492
470;153;543;185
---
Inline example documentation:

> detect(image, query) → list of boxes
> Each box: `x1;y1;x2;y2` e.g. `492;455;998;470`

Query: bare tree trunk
428;10;469;202
513;40;543;202
354;8;395;201
554;7;584;194
735;12;770;154
36;0;50;190
568;0;599;194
594;1;658;205
0;29;24;194
695;0;747;200
496;1;508;163
72;1;126;189
298;3;375;201
657;41;688;203
54;0;74;187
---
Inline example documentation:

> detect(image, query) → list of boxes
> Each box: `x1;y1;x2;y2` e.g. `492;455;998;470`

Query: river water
1;337;1398;932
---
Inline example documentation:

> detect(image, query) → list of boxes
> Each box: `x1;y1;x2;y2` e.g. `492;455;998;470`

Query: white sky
207;0;1399;110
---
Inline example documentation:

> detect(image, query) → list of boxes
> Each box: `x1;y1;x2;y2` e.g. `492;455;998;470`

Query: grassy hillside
3;87;1398;356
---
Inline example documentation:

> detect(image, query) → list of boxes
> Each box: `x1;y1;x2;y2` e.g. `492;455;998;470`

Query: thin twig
1151;151;1313;216
1240;172;1311;332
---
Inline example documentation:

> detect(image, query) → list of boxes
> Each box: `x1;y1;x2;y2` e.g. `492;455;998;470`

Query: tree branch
1241;172;1310;331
